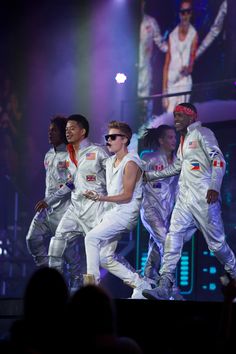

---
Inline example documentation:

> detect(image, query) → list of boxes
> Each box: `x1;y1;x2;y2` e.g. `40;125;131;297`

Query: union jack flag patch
86;175;96;182
209;150;219;159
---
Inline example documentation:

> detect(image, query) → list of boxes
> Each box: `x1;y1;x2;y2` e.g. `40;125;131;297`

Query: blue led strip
136;149;154;270
177;235;195;295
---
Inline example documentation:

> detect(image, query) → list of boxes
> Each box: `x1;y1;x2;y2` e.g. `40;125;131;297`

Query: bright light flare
115;73;127;84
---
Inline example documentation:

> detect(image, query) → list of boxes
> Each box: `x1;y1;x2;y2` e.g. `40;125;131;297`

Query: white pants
85;217;142;287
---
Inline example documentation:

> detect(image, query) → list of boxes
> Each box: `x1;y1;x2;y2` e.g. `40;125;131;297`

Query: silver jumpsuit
147;121;236;281
26;144;71;267
46;138;109;283
140;149;178;280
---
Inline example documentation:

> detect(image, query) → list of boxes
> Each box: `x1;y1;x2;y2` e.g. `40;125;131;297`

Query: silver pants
48;207;86;278
161;197;236;279
26;209;63;267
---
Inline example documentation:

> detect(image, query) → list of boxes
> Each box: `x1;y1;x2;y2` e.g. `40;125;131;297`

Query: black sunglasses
180;8;192;15
105;134;126;141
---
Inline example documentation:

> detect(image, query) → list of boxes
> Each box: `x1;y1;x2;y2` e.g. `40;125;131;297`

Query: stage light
115;73;127;84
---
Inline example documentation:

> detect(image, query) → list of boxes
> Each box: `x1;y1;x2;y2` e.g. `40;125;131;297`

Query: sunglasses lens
105;134;117;141
105;134;126;141
180;9;191;14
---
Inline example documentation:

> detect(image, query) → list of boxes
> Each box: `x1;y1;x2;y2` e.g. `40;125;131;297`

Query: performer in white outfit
163;0;198;113
138;0;168;122
84;121;153;296
143;103;236;300
26;116;71;267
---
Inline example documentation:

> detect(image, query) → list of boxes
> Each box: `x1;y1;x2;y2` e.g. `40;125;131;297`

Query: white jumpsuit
147;121;236;280
26;144;71;267
166;24;197;112
140;150;178;280
85;153;146;287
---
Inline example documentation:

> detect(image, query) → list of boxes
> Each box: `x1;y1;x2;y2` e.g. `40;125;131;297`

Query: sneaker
130;277;155;299
142;275;173;300
171;285;186;301
220;273;232;286
220;273;236;301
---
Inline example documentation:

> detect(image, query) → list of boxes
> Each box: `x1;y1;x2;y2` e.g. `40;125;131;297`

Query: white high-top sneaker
130;277;155;299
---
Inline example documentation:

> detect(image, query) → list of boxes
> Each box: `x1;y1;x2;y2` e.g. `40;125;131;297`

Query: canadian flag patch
154;164;164;171
213;160;224;168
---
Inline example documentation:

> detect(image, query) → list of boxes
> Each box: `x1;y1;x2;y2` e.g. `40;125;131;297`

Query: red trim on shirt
67;144;78;167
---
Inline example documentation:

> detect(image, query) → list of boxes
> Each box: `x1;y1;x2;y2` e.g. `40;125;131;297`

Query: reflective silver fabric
147;122;236;279
48;139;109;276
26;144;71;267
140;149;178;278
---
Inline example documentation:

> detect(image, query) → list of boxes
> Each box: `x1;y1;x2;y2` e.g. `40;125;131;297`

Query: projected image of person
138;0;168;122
142;103;236;301
196;1;227;59
162;0;198;113
196;1;236;82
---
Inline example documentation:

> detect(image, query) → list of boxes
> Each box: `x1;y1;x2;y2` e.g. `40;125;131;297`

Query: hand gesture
83;190;100;201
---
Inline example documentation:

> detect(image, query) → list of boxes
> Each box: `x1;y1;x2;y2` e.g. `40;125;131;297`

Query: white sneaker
130;277;154;299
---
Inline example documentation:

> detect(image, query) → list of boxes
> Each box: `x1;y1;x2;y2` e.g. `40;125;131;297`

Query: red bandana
174;105;197;120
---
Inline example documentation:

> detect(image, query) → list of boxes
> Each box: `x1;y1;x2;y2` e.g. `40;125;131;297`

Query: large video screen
135;0;236;132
